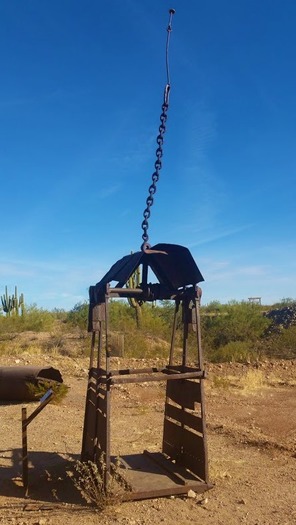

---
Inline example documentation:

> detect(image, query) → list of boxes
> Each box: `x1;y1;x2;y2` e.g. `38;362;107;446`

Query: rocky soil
265;304;296;332
0;354;295;525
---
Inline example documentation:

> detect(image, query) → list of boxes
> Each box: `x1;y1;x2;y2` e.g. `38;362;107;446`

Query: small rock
197;497;208;506
187;489;197;499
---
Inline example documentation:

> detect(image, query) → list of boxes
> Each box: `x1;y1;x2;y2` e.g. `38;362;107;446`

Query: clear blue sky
1;0;295;310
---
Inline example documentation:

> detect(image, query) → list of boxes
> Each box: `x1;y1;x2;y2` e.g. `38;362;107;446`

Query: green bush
67;302;89;330
270;297;296;308
263;325;296;359
2;294;294;362
207;340;258;363
201;301;270;351
0;304;57;333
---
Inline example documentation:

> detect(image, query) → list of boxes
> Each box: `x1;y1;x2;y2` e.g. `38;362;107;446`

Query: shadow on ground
0;449;84;504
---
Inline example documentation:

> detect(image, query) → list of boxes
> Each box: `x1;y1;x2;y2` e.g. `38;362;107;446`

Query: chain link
140;9;175;252
140;89;170;252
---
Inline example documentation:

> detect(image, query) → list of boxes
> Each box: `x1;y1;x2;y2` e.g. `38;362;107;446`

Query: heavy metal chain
141;9;175;252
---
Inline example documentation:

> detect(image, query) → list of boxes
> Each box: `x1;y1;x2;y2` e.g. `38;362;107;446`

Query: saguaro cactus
19;292;25;316
1;286;13;316
1;286;25;316
127;263;143;329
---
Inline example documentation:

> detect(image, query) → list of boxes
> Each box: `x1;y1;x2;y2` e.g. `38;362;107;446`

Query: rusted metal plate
94;407;107;459
147;244;204;290
122;482;212;501
163;418;206;479
82;370;108;458
113;453;211;501
164;403;203;434
163;419;204;455
166;379;201;409
92;244;204;301
81;374;97;460
90;303;105;331
162;441;206;480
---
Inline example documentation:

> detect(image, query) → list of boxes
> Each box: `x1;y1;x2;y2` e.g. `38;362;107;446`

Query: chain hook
140;9;175;252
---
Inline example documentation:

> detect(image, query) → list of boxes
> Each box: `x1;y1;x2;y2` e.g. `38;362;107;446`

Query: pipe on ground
0;366;63;401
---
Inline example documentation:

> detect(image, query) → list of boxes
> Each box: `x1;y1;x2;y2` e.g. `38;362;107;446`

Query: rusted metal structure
22;388;54;495
81;9;212;500
81;243;212;500
0;366;63;401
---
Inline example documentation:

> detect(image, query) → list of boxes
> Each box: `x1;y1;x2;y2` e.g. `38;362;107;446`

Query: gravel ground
0;355;295;525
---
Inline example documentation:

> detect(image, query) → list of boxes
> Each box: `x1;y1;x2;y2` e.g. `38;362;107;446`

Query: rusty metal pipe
0;366;63;401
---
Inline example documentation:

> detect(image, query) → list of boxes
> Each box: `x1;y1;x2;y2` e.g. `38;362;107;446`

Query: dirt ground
0;354;295;525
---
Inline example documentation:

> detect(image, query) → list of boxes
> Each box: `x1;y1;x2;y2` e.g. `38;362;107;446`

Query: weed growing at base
67;456;125;511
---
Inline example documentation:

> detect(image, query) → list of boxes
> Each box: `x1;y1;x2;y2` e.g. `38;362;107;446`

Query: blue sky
1;0;295;310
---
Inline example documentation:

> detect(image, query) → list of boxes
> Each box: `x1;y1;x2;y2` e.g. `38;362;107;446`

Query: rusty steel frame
22;389;54;496
82;285;212;500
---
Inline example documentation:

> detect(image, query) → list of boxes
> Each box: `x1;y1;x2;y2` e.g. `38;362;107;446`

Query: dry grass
238;370;265;394
0;329;89;358
67;456;125;511
211;375;232;390
264;371;296;388
209;369;266;395
0;341;43;356
209;457;235;481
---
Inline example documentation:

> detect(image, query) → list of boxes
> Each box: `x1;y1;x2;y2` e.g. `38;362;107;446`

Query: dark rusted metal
81;367;98;461
22;389;54;496
91;244;204;298
143;450;189;485
81;242;212;500
110;453;210;501
0;366;63;402
109;370;205;385
22;408;28;496
169;300;179;365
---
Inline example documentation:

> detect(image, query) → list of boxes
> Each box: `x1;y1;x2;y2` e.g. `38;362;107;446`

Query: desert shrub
141;305;171;339
22;305;57;331
202;300;224;314
109;300;135;331
262;325;296;359
270;297;296;309
67;302;89;330
155;300;175;324
0;340;16;355
239;369;264;392
123;330;168;358
207;340;258;363
0;305;57;333
110;302;172;356
26;380;69;403
211;375;232;389
68;457;124;510
201;301;270;352
42;330;93;357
